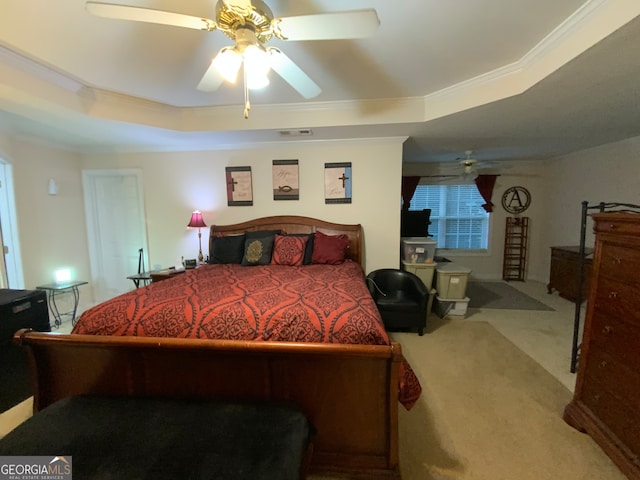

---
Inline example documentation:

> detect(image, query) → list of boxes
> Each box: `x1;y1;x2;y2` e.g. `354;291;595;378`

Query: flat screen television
401;209;431;237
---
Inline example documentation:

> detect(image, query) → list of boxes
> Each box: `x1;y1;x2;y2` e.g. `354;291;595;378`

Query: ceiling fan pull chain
243;63;251;119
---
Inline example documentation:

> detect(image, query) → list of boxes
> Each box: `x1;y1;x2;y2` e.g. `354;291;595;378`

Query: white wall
80;139;405;283
0;136;92;305
3;130;639;308
404;136;640;283
542;135;640;276
403;160;552;281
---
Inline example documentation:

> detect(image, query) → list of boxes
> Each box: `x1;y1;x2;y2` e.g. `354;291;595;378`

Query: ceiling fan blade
197;57;226;92
86;2;217;31
274;9;379;41
268;48;321;99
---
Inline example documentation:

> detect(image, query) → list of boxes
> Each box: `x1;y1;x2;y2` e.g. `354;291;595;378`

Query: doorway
83;169;148;303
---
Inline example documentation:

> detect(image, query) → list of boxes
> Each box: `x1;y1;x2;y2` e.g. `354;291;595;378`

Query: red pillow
271;234;308;266
312;231;349;265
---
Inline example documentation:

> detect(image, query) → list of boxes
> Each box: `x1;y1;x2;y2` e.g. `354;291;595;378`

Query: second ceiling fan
86;0;380;117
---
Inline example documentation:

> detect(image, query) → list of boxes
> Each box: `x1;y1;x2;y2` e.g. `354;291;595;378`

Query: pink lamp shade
187;211;207;263
187;211;207;228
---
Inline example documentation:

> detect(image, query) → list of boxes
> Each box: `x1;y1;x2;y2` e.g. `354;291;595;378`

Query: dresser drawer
594;215;640;236
598;243;640;283
582;349;640;409
592;276;640;325
581;375;640;453
589;311;640;367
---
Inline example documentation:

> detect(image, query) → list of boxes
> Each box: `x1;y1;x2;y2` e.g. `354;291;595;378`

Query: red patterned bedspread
73;261;421;408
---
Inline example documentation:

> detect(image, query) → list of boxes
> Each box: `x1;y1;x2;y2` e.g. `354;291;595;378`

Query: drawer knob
608;291;618;299
599;361;607;369
602;325;612;335
593;394;601;403
609;224;617;229
612;257;622;264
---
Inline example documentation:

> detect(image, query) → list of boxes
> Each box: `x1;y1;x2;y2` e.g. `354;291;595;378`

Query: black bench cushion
0;395;313;480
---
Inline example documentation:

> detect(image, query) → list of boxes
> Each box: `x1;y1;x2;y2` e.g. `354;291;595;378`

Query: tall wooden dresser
563;213;640;479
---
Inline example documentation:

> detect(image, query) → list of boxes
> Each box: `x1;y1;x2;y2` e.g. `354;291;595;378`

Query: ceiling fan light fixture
243;44;271;89
246;72;269;89
213;47;242;83
85;1;380;118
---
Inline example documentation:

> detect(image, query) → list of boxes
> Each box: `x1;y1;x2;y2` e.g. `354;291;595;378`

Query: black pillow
209;234;246;264
241;230;280;266
286;233;315;265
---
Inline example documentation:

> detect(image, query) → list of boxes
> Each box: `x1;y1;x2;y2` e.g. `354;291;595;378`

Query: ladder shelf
503;216;528;281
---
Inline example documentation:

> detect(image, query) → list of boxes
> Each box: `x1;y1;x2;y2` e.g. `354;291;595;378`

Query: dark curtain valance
403;174;498;213
474;174;499;212
401;176;421;211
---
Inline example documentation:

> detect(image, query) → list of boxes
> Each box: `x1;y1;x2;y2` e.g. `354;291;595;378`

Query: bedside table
36;280;88;327
150;269;186;283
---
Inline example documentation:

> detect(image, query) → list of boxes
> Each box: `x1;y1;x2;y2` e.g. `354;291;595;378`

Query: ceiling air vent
278;129;313;137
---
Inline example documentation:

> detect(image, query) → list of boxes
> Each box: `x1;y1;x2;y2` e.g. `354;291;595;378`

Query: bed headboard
209;215;363;267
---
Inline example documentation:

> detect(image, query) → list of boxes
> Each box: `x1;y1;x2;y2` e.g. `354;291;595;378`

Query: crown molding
181;135;410;153
183;95;424;131
424;0;640;119
71;134;409;155
1;0;638;151
0;45;84;93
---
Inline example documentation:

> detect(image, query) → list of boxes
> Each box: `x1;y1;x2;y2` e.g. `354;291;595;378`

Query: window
410;184;489;250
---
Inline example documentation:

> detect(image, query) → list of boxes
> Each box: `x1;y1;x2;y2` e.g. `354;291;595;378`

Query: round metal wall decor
501;186;531;214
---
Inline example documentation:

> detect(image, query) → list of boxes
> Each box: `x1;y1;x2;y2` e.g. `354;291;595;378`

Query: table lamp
187;210;207;263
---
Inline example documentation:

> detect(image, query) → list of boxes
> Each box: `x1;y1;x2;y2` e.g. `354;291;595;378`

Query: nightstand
150;269;186;283
36;280;88;327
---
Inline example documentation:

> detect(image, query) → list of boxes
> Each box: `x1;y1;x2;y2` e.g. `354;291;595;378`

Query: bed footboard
15;329;402;479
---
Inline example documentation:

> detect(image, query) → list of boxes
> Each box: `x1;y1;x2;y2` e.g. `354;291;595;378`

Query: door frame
82;168;148;302
0;159;25;289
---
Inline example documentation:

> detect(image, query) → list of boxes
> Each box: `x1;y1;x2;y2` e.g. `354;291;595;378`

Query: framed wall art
272;159;299;200
324;162;352;204
225;166;253;206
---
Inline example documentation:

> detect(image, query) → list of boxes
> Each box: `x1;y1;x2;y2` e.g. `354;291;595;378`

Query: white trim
1;0;638;153
425;0;640;119
0;45;84;93
0;159;25;288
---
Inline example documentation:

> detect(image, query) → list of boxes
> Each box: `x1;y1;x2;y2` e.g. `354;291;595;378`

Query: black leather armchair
367;269;430;336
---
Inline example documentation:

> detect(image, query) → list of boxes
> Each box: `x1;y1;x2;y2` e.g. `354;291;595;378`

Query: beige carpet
388;318;626;480
1;316;627;479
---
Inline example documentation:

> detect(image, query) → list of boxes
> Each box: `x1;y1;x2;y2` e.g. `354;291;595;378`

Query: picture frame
225;166;253;206
272;159;299;200
324;162;352;204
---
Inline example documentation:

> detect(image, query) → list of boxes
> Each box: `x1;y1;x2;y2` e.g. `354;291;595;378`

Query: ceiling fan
422;150;501;183
457;150;480;176
85;1;380;118
423;150;541;183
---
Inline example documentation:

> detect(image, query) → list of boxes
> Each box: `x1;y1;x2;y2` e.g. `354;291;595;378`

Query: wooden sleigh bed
19;216;422;479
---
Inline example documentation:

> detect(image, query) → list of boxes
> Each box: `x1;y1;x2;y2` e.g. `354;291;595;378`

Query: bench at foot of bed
0;395;314;480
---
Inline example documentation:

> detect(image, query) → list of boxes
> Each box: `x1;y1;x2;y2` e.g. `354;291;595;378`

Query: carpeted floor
0;344;31;412
0;315;626;479
389;319;624;480
466;281;554;311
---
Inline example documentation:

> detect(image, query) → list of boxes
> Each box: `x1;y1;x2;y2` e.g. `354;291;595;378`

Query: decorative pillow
285;233;315;265
241;230;280;266
271;234;309;266
209;234;246;264
311;231;349;265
